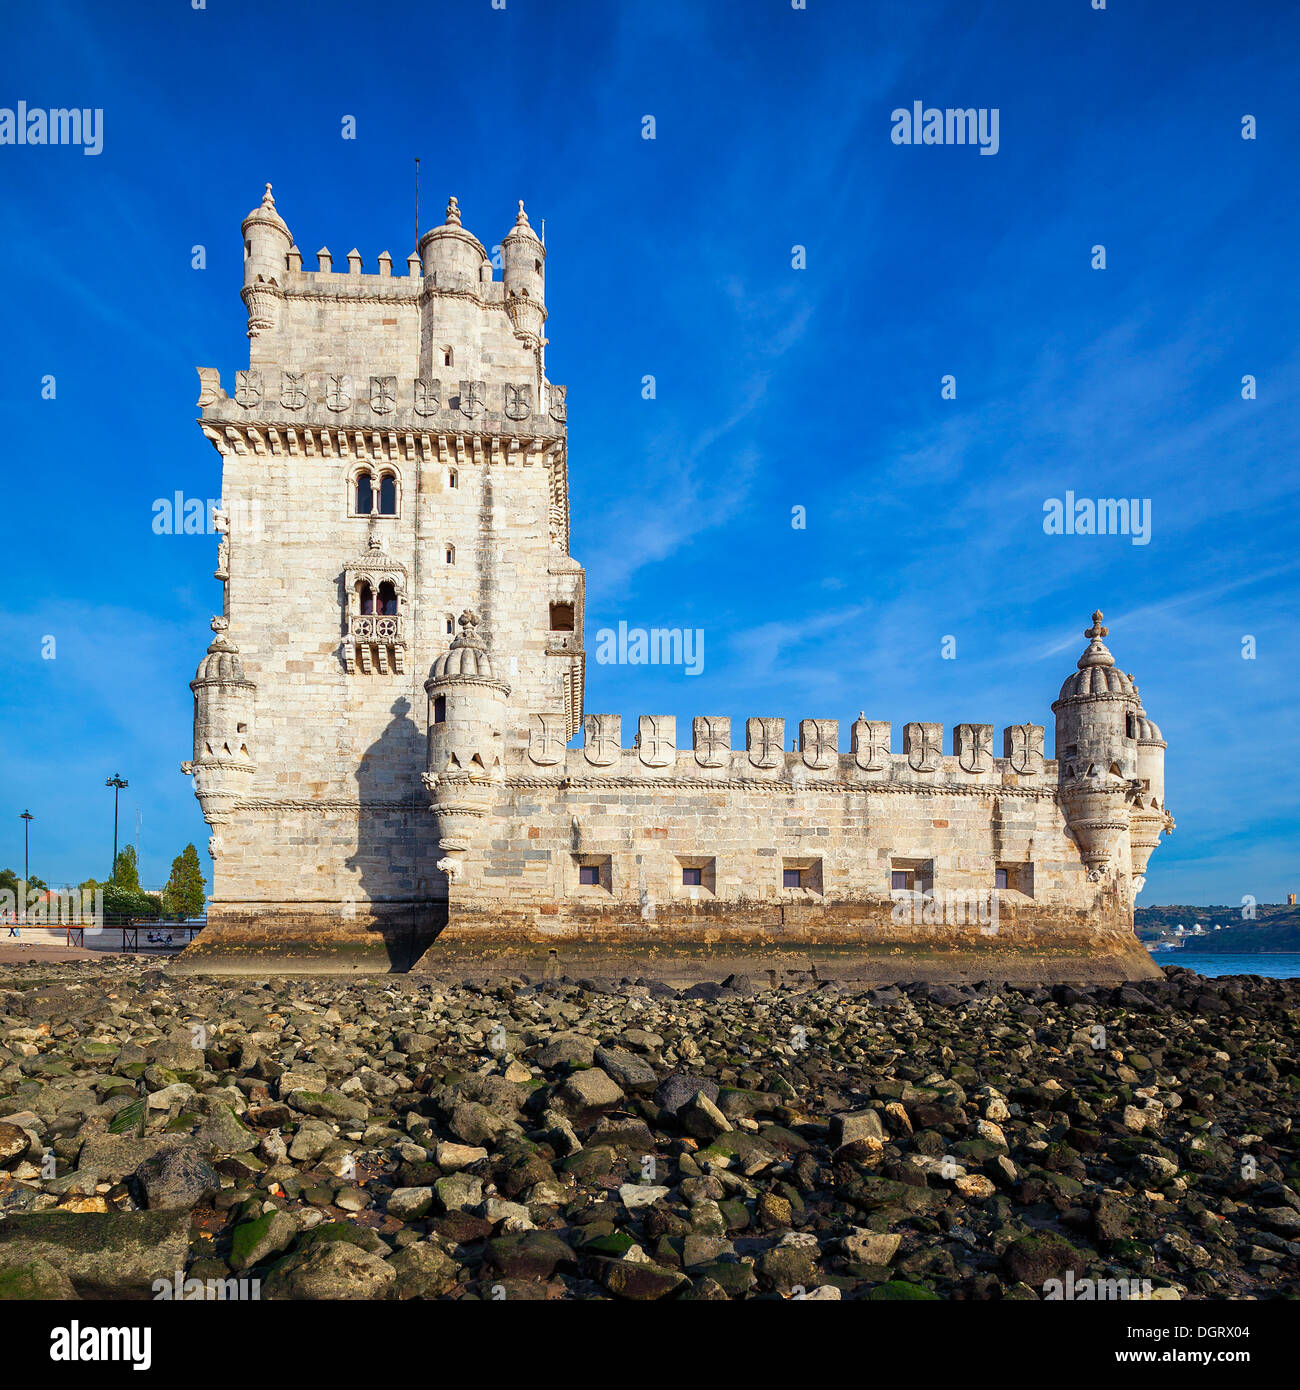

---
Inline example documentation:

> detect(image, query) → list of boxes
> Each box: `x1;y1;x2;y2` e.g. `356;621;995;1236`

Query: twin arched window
358;580;398;616
353;469;398;517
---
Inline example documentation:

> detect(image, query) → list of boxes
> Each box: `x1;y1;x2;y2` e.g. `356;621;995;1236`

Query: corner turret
182;617;257;854
502;200;546;345
1051;611;1140;881
417;196;491;294
422;610;511;879
240;183;291;338
1127;683;1174;892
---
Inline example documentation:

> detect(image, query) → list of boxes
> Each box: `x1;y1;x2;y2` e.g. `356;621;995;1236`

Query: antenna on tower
540;216;546;247
414;157;420;254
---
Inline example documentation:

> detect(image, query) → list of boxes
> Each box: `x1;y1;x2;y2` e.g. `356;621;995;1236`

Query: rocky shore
0;959;1296;1300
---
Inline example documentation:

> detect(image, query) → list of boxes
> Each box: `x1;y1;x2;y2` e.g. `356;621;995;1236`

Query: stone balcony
345;613;406;675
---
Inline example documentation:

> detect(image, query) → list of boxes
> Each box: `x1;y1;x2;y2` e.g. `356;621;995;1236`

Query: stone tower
182;184;584;969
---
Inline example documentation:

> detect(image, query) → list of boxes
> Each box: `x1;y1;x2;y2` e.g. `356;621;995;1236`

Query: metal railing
64;918;206;952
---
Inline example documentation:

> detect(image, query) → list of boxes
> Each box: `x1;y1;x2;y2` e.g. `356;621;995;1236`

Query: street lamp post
105;774;128;881
19;809;32;925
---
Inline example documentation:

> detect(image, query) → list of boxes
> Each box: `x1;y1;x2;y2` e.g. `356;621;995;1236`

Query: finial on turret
1077;609;1116;670
515;199;530;226
445;196;461;227
451;609;482;648
262;182;275;208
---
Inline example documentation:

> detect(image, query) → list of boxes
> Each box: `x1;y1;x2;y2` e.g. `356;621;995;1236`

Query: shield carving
636;715;676;768
904;721;943;772
234;370;262;409
583;713;621;767
746;717;785;770
370;375;396;414
503;383;533;420
955;723;994;773
528;713;565;767
413;377;440;416
692;715;731;768
280;371;306;411
458;380;487;418
800;718;839;770
549;384;567;422
325;374;352;411
1004;723;1045;775
851;716;890;771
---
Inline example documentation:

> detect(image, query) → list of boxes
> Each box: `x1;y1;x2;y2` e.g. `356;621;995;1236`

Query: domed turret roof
430;610;497;680
1057;611;1137;700
241;182;290;237
193;618;248;684
1130;685;1165;743
503;200;541;244
417;196;489;264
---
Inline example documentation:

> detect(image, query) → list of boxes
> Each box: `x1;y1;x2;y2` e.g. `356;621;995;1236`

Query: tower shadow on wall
346;696;447;970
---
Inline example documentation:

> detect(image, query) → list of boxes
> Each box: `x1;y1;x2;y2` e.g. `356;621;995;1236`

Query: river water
1147;950;1300;979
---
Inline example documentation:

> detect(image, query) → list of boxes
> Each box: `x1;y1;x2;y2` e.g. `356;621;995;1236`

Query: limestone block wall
438;718;1137;947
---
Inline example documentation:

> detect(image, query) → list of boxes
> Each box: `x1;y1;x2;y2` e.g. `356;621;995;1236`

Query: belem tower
178;184;1174;982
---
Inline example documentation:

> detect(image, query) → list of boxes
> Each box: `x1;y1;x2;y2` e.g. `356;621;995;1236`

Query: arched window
377;581;398;616
378;473;397;515
355;471;373;515
445;615;455;635
358;581;374;615
445;544;455;564
443;346;453;367
448;470;458;489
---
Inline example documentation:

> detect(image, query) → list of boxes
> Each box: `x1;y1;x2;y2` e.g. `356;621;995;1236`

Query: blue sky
0;0;1296;904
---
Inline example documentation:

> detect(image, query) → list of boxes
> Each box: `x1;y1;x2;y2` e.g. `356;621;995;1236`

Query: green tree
161;844;206;920
112;845;141;891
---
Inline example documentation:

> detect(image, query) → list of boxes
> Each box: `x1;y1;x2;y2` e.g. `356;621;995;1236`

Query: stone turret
1127;683;1173;891
422;610;511;879
418;196;490;294
502;200;546;345
1052;611;1140;881
240;183;291;338
183;617;257;852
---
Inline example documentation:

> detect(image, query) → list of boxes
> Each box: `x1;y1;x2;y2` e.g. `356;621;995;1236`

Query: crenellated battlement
239;184;546;360
510;713;1052;788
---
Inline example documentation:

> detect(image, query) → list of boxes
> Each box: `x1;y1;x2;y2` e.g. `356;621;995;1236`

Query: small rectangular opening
891;858;933;896
781;858;823;896
674;856;716;898
996;862;1035;897
573;854;611;893
549;601;575;632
